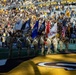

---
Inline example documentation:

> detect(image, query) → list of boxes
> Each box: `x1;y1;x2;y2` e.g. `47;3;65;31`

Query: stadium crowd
0;0;76;57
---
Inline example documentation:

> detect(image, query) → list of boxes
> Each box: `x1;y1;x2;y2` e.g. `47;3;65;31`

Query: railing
0;38;76;59
70;38;76;44
58;39;76;50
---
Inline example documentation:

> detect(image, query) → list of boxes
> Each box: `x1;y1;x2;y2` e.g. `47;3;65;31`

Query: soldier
46;37;52;55
40;33;52;56
59;38;64;52
25;33;32;56
39;35;43;55
39;33;46;55
32;35;39;55
6;32;13;58
1;32;6;47
16;36;22;57
52;36;59;53
64;36;69;53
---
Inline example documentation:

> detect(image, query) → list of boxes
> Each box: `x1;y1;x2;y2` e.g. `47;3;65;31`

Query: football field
6;54;76;75
0;44;76;75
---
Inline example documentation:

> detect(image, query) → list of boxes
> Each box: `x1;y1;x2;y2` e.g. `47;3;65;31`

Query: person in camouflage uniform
16;35;22;57
64;36;69;53
25;33;32;56
6;32;13;58
39;33;47;55
32;35;39;55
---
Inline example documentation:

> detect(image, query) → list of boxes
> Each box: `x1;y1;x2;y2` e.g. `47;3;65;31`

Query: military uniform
64;37;69;52
1;33;6;47
59;38;63;51
7;35;13;58
17;36;22;57
26;34;32;56
40;34;46;56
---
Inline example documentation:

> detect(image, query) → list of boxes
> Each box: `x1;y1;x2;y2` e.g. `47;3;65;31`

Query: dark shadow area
0;56;38;73
29;61;41;75
55;49;76;54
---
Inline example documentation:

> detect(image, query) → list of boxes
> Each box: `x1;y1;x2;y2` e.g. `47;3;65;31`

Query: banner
31;20;39;39
13;20;22;30
21;19;31;33
45;21;51;37
48;23;57;38
39;21;45;33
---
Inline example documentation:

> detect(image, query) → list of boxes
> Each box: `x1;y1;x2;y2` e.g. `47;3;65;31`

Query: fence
0;38;76;59
58;38;76;50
